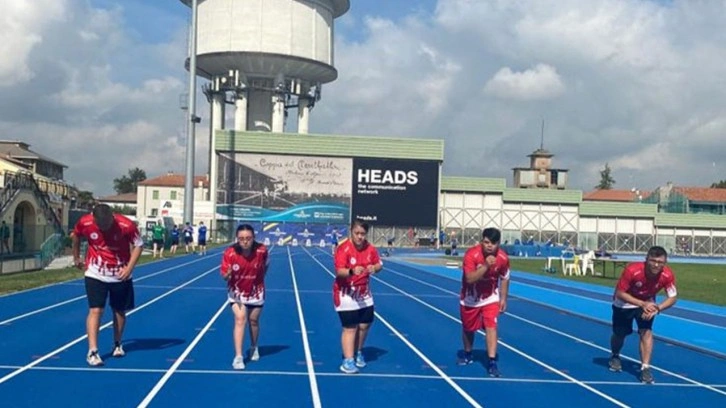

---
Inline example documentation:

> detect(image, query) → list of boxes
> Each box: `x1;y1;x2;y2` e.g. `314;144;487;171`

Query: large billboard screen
351;158;439;227
216;153;352;224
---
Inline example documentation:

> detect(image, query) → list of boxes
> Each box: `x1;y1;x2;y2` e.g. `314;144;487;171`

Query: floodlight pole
184;0;199;224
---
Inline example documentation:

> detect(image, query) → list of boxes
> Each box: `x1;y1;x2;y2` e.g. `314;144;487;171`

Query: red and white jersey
73;213;144;283
333;239;382;311
221;243;269;306
613;262;677;309
460;246;510;307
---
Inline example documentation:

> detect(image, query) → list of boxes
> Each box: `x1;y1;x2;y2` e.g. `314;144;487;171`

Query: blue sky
2;0;725;195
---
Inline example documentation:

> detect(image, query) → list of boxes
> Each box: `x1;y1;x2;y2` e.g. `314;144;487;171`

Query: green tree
75;190;95;209
113;167;147;194
711;180;726;188
596;163;616;190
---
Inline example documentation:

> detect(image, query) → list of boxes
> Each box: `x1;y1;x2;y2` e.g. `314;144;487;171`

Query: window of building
150;208;158;217
152;190;159;199
171;191;177;200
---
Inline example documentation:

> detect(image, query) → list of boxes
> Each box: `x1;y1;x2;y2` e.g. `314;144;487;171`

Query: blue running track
0;246;723;407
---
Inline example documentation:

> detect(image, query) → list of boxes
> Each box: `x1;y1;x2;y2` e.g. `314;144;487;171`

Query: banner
217;153;352;223
352;158;439;227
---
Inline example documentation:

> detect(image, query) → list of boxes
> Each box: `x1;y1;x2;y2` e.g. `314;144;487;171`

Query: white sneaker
112;344;125;358
86;350;103;367
232;356;245;370
249;347;260;361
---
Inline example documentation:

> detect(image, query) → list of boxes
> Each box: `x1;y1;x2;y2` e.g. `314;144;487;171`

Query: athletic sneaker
640;367;654;384
249;347;260;362
487;360;501;377
355;351;367;368
339;358;359;374
232;356;245;370
456;351;473;366
86;350;103;367
112;344;125;358
608;355;622;372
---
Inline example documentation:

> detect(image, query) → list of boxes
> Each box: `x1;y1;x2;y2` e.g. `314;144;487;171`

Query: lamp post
183;0;199;225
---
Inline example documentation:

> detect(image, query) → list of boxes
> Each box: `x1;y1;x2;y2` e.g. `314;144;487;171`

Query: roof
215;130;444;162
138;173;209;188
583;189;650;202
0;140;67;168
97;193;137;203
673;187;726;203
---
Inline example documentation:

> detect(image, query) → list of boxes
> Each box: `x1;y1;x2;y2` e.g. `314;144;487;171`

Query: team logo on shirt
232;264;240;271
350;257;357;265
90;232;99;240
635;281;643;288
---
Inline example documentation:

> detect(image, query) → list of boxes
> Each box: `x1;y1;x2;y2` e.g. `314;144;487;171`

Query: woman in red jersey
221;224;269;370
333;220;383;374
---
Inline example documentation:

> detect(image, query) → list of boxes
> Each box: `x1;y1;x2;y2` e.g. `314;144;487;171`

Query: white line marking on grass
383;266;726;398
0;256;215;326
287;246;322;408
303;247;483;408
0;266;219;385
137;300;228;408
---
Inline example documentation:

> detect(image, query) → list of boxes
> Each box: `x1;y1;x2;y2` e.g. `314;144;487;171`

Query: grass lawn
444;257;725;306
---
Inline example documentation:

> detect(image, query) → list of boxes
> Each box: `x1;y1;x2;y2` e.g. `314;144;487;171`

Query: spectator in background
183;222;195;253
169;225;180;254
0;221;10;253
151;220;166;259
197;221;208;255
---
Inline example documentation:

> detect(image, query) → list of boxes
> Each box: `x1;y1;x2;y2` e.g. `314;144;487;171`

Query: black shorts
184;237;193;244
152;239;164;246
338;305;375;328
85;277;135;311
171;238;179;245
612;305;654;336
198;238;207;246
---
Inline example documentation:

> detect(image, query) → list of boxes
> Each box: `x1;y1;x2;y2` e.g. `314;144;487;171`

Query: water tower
180;0;349;137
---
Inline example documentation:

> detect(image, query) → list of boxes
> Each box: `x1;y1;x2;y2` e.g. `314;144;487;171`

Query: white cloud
0;0;66;86
483;64;565;101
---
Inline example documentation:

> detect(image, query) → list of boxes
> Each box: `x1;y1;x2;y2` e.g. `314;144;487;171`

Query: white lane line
0;364;723;389
0;255;216;326
137;300;228;408
302;247;483;408
287;246;322;408
383;266;726;398
0;266;219;385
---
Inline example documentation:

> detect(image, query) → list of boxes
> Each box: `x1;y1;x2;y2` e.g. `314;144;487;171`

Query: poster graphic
217;153;352;223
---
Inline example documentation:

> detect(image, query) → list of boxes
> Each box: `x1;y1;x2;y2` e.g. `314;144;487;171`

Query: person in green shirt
151;220;166;258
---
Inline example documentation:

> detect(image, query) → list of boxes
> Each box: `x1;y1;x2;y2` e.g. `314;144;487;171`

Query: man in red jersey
72;204;144;366
608;246;677;384
457;227;510;377
221;224;269;370
334;219;383;374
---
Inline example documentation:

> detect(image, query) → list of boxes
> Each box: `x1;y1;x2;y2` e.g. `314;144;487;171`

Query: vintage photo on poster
217;153;352;223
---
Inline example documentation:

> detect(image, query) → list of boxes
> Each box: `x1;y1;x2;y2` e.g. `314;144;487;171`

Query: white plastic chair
581;251;595;275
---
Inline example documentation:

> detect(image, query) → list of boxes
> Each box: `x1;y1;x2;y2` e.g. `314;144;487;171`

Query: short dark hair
647;246;667;259
92;204;113;223
482;227;501;243
351;219;369;232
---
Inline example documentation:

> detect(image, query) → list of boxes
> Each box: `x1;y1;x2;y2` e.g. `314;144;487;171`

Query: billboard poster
248;222;348;248
217;153;352;223
352;158;439;227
